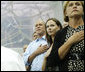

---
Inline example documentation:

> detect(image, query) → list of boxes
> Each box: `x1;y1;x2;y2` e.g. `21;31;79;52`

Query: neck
38;32;45;38
51;35;55;43
69;16;84;28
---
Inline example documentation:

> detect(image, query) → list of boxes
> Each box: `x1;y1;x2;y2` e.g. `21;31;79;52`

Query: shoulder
26;41;35;48
55;26;68;37
54;26;68;43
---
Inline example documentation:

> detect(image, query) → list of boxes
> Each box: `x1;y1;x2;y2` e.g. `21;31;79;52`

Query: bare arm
58;30;84;60
42;44;53;71
42;58;47;71
58;38;73;60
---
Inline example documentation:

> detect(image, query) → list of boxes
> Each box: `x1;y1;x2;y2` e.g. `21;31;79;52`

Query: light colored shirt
23;36;48;71
1;46;26;71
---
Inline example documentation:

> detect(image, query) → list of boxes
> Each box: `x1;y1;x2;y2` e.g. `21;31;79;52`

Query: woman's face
46;20;60;36
65;1;84;18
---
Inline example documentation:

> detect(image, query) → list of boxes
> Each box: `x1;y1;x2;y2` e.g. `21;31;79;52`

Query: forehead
68;1;82;4
46;20;56;25
35;20;45;26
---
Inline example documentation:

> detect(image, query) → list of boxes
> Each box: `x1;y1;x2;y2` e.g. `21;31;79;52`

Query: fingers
73;30;84;37
38;44;49;50
79;36;84;41
79;30;84;34
39;44;48;47
79;31;84;38
40;45;49;52
43;45;49;49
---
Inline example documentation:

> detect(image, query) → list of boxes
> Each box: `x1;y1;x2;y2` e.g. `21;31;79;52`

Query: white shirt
23;36;48;71
1;46;26;71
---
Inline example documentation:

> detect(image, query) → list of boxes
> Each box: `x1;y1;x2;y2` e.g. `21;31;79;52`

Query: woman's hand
68;30;84;45
58;30;84;60
44;44;53;58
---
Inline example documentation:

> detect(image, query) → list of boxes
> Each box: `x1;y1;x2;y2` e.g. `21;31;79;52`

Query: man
32;31;38;40
23;19;48;71
1;46;26;71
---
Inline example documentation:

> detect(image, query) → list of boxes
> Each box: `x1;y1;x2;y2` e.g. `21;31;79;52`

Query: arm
42;44;53;71
42;58;47;71
27;44;49;64
58;38;73;60
58;30;84;60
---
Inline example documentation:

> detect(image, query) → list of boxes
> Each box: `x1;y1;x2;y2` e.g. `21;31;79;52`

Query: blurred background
1;1;64;55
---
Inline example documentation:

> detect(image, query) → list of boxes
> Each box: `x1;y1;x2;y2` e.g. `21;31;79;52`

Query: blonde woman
46;1;84;71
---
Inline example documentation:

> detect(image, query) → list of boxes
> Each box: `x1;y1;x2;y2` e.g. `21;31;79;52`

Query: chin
37;31;41;33
72;12;80;16
71;14;80;18
48;33;53;36
37;32;41;34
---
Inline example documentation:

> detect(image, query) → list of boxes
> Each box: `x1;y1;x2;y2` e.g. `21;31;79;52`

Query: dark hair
45;18;62;46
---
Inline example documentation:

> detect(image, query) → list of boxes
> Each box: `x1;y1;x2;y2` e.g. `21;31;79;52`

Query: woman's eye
50;25;54;27
76;2;81;6
68;2;81;7
68;3;73;7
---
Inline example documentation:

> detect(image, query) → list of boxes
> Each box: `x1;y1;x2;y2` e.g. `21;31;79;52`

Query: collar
36;35;46;42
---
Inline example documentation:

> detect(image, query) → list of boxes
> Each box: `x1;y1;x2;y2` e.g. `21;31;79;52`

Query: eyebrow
69;1;81;4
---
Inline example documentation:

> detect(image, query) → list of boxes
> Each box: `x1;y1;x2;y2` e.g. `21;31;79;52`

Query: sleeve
23;42;33;66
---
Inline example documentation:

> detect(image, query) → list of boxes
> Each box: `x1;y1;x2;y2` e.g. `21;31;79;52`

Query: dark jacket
46;25;84;71
46;26;69;71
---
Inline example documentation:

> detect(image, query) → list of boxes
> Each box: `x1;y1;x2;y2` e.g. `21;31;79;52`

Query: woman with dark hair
42;18;62;71
46;1;84;71
45;18;62;47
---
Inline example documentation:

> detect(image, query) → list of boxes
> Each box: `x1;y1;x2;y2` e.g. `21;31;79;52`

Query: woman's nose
48;27;51;30
73;4;77;9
